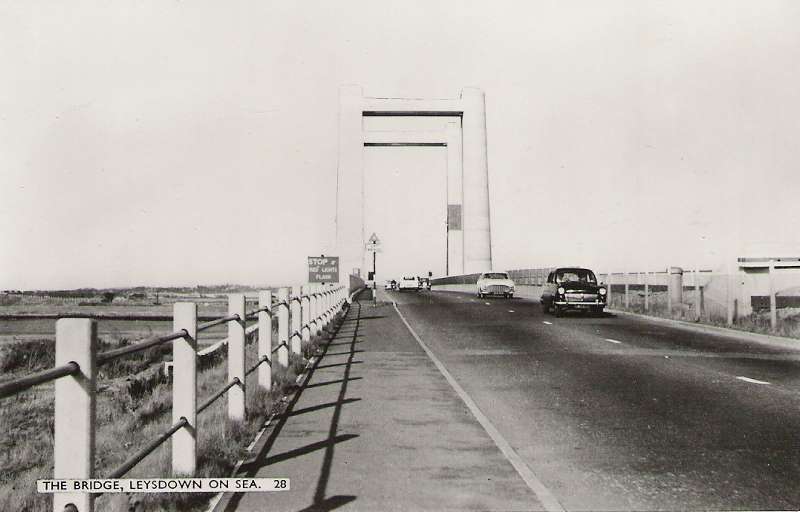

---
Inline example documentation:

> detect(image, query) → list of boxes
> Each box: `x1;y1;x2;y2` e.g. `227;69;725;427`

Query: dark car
540;267;607;316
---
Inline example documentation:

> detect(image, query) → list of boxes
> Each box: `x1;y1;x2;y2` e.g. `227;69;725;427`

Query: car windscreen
555;269;596;284
483;273;508;279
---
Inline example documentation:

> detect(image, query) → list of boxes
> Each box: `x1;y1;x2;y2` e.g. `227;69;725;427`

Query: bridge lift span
335;86;492;282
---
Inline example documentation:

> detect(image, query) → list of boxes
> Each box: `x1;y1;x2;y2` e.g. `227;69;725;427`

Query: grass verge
608;291;800;340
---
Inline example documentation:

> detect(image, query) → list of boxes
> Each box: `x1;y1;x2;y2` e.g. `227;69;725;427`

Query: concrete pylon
460;88;492;274
446;122;464;275
336;85;365;283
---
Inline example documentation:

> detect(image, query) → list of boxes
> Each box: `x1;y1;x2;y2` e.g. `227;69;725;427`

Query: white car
477;272;515;298
397;276;419;291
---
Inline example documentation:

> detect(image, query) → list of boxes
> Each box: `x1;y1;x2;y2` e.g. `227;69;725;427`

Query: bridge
3;87;800;512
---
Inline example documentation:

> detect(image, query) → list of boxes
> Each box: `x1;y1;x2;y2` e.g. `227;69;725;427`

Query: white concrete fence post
277;288;290;367
694;269;701;322
258;290;272;391
769;260;777;331
227;294;246;421
726;261;735;326
172;303;197;476
291;285;302;355
624;273;630;309
54;318;97;512
316;285;323;332
322;286;330;329
668;266;683;316
309;285;318;337
301;285;311;343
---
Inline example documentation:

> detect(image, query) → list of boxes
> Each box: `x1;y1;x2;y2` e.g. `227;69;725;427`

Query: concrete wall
349;273;365;294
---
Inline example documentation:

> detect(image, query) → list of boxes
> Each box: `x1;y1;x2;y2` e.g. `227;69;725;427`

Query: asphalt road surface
388;289;800;511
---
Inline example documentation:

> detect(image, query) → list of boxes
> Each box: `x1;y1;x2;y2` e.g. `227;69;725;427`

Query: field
0;293;333;511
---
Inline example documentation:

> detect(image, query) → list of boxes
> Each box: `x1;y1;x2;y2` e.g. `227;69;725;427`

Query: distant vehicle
477;272;515;298
418;277;431;291
397;276;419;291
384;280;396;290
540;267;607;316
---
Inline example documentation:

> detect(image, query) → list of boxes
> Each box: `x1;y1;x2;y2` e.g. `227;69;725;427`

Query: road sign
366;232;382;252
308;256;339;283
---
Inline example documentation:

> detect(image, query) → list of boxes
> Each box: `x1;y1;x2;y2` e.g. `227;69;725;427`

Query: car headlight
599;288;607;295
557;287;565;295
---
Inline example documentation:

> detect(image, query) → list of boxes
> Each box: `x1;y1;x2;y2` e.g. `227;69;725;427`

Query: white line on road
736;376;771;385
542;321;553;325
508;310;515;313
393;302;565;512
605;338;622;344
485;302;491;305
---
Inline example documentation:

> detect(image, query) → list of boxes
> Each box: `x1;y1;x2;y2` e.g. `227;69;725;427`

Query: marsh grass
0;309;343;512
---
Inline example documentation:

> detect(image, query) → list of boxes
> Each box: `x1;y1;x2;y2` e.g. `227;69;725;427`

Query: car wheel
554;305;563;317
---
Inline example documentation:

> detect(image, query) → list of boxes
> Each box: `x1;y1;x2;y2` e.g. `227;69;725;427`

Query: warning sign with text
308;256;339;283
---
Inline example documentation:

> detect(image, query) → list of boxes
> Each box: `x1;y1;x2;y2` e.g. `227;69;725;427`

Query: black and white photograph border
2;2;800;511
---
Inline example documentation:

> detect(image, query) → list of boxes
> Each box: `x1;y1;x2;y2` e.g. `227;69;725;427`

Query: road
388;289;800;511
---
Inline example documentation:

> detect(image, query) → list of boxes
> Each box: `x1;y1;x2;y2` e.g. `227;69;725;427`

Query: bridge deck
216;297;542;512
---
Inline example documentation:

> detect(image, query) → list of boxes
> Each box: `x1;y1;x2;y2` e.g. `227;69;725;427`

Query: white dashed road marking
508;310;515;313
485;302;491;306
605;338;622;344
542;321;553;325
736;376;770;385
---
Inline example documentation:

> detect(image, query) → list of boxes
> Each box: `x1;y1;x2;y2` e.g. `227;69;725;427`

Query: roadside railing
0;283;350;512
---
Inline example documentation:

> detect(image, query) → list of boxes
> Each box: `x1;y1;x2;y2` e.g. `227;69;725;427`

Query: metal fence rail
107;417;190;479
97;330;188;365
197;377;242;415
1;283;350;512
0;362;79;399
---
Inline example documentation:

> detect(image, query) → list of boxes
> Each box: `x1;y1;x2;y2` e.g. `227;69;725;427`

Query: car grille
565;292;597;302
487;285;509;294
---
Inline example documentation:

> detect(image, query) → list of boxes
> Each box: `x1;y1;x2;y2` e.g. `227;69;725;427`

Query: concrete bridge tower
335;86;492;281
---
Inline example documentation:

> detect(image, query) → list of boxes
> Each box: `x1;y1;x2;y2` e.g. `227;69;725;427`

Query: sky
2;1;799;289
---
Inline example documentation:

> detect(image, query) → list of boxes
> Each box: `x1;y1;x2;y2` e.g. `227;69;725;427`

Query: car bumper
554;301;605;307
478;286;514;295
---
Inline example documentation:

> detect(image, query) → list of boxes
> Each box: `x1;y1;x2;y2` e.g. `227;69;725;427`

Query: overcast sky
2;1;799;289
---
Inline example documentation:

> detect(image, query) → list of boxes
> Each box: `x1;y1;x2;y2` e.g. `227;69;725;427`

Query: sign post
308;256;339;284
365;233;381;304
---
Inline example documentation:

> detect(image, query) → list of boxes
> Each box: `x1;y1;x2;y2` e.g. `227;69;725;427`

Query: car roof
554;267;593;272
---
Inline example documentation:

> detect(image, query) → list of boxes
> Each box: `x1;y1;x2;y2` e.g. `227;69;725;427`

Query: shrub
0;339;54;374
